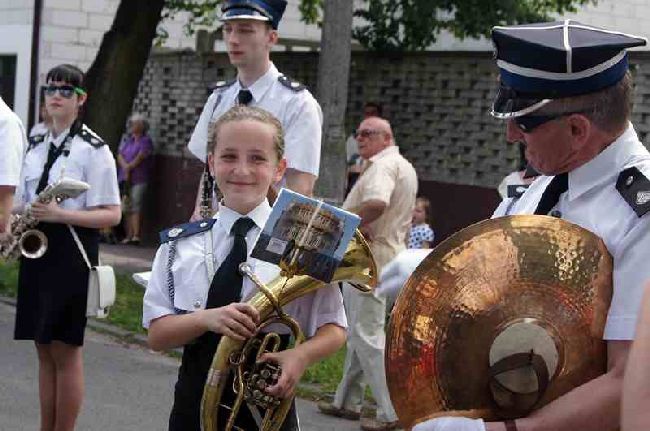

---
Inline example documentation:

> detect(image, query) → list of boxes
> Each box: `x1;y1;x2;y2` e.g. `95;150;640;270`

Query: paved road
0;301;361;431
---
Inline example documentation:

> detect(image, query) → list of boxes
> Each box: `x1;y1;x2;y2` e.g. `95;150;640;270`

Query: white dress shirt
143;199;347;337
187;63;323;177
493;123;650;340
0;97;28;187
16;124;120;209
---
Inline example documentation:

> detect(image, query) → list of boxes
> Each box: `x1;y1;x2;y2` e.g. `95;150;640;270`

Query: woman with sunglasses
13;64;121;431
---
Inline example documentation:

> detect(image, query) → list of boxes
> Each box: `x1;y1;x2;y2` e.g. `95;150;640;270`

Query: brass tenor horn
201;229;377;431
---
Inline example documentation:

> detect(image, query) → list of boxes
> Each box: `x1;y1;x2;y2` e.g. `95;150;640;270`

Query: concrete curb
0;294;341;403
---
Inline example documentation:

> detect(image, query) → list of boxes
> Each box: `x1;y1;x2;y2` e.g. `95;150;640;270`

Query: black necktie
35;143;65;195
206;217;257;308
238;89;253;106
534;173;568;215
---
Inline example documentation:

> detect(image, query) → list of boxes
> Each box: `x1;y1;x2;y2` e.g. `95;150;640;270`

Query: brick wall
132;50;650;244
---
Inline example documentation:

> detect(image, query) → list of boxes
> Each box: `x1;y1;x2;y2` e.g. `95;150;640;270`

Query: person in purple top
117;113;153;245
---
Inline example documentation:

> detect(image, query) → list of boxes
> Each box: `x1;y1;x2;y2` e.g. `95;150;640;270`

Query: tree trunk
83;0;165;151
315;0;353;204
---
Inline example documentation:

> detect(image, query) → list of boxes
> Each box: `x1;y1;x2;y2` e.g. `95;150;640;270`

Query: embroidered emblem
168;227;184;238
637;191;650;205
616;167;650;217
200;222;208;228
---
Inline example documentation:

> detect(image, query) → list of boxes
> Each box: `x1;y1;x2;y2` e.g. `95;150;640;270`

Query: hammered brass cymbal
386;215;612;430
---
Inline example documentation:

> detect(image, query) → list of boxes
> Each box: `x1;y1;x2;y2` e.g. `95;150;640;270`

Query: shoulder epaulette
507;184;530;199
79;124;105;147
616;166;650;217
210;79;236;93
278;75;306;92
27;133;46;151
159;218;217;244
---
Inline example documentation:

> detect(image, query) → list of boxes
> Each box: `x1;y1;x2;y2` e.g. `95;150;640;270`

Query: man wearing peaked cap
187;0;323;220
413;20;650;431
221;0;288;29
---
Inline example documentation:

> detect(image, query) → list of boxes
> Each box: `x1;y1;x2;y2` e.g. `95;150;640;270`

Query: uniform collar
47;126;72;148
215;199;272;235
568;123;645;201
236;63;280;104
369;145;399;163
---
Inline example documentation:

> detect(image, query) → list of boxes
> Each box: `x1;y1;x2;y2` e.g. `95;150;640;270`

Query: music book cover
251;188;361;283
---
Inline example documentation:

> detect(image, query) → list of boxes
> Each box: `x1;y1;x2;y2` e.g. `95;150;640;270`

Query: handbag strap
68;225;92;269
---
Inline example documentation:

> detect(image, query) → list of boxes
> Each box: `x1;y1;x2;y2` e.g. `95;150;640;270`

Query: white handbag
69;226;116;318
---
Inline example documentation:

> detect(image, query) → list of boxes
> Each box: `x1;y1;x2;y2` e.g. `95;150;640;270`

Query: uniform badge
637;191;650;205
168;227;184;238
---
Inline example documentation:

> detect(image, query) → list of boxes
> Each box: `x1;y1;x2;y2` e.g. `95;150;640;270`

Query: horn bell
386;215;613;429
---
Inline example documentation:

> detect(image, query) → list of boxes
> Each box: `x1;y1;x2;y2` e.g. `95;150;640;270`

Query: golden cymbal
386;215;612;429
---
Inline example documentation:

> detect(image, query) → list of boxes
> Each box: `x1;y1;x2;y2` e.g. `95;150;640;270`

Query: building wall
0;1;33;121
131;49;650;243
1;0;650;125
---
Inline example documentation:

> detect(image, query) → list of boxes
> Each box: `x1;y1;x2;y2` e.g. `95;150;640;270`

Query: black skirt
14;222;99;346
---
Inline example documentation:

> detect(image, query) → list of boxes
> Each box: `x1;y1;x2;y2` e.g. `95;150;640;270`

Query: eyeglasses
514;111;590;133
44;85;86;99
355;129;383;139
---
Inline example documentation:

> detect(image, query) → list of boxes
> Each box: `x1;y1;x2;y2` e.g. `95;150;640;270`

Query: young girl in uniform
13;64;121;431
143;106;347;431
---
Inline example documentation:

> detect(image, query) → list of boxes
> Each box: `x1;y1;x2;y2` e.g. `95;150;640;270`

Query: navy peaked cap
221;0;287;29
491;20;647;118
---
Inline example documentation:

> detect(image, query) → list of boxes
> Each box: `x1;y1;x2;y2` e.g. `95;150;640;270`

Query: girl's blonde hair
207;106;284;160
416;196;432;224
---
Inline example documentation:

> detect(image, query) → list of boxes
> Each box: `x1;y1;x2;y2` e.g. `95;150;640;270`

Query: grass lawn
0;260;347;398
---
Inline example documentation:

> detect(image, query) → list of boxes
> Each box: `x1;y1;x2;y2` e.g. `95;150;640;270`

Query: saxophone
0;178;90;260
200;229;377;431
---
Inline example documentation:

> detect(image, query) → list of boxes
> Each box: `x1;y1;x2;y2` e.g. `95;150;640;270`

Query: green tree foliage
351;0;596;51
167;0;594;51
157;0;220;43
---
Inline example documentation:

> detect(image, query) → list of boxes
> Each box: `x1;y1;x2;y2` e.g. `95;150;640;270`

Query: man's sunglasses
514;111;589;133
44;85;86;99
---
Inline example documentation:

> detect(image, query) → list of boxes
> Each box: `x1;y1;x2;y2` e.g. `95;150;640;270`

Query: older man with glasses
318;116;417;431
412;20;650;431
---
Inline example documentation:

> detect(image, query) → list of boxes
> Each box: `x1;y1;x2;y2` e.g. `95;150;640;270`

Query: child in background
408;196;434;249
142;106;347;431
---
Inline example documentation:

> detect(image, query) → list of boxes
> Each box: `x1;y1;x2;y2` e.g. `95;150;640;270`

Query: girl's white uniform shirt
143;200;348;337
16;125;120;209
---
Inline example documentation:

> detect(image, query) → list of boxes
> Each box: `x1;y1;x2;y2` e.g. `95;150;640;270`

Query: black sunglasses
44;85;85;99
514;111;589;133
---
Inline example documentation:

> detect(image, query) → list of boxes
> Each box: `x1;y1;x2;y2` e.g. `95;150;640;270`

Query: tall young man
188;0;322;220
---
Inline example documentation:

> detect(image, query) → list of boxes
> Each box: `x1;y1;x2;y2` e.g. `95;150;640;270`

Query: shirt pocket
170;249;209;312
252;260;281;286
22;158;43;202
54;157;85;182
